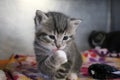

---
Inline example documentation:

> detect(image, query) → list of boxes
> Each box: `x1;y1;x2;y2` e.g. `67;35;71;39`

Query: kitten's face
36;29;72;50
34;10;81;50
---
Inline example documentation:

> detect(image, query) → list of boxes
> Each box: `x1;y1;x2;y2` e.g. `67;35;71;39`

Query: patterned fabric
0;48;120;80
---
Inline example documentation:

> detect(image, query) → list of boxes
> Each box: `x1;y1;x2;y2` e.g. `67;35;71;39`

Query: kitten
34;10;82;80
88;31;120;53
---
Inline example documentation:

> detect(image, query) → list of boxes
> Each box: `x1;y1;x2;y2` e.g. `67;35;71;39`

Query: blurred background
0;0;119;59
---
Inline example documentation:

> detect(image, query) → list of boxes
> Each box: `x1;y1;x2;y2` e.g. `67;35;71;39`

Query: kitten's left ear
34;10;48;26
70;18;82;30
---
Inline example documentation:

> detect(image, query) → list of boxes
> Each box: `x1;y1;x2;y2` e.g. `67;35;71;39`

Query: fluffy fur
34;10;82;80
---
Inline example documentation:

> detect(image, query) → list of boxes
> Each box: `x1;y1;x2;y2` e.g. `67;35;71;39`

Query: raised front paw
53;50;68;65
66;73;78;80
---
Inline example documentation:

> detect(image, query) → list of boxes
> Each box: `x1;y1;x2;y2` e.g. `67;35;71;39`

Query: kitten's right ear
34;10;48;27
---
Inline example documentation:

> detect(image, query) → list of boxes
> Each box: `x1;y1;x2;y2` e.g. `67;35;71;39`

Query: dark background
111;0;120;31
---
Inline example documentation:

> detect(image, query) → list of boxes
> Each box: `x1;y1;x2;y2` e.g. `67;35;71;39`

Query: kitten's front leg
37;50;68;79
51;50;68;80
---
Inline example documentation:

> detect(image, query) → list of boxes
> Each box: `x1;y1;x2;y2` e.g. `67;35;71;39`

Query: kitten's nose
56;44;61;49
55;41;62;49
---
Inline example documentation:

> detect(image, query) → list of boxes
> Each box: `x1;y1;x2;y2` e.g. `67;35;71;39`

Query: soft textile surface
0;48;120;80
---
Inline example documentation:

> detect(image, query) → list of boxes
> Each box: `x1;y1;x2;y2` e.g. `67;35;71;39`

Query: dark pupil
49;35;55;39
63;36;68;40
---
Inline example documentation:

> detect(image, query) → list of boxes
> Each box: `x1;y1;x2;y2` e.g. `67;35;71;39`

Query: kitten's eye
63;36;68;40
49;35;55;40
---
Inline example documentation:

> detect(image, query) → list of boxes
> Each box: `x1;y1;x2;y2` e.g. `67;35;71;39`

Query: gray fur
34;10;82;80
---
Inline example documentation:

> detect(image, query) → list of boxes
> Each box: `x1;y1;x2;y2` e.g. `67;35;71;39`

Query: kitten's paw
54;50;68;65
66;73;78;80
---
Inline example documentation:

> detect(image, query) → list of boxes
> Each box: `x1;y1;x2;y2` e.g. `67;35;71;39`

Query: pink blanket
1;48;120;80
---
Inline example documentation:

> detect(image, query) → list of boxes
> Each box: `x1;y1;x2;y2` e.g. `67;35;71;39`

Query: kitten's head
34;10;81;50
88;31;106;48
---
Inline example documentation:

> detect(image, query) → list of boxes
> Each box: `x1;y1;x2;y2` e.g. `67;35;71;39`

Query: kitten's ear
34;10;48;26
70;18;82;31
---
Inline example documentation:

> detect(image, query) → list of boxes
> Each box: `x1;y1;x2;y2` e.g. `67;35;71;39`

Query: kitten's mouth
52;48;63;52
52;48;60;51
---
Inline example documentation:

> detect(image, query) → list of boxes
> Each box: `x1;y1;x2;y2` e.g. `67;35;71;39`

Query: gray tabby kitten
34;10;82;80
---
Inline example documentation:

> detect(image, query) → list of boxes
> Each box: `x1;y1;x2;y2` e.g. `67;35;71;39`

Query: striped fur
34;10;82;80
46;12;68;34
